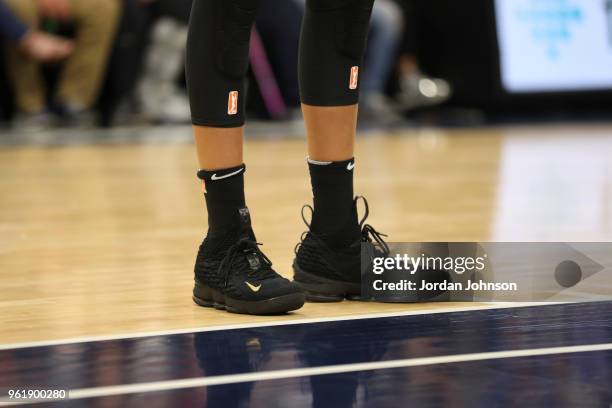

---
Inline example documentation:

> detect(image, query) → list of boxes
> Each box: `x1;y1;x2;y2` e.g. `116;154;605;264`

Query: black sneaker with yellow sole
193;207;305;315
293;196;389;302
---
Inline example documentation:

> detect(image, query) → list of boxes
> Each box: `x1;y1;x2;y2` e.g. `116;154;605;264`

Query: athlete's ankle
308;157;359;248
310;215;361;250
197;163;247;235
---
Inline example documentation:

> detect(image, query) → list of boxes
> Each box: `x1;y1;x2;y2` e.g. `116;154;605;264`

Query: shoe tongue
240;242;276;279
237;207;257;241
246;252;262;271
238;207;270;276
235;207;265;272
238;207;251;226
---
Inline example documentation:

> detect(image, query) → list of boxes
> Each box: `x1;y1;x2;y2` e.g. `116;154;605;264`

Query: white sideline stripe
0;302;557;351
1;342;609;406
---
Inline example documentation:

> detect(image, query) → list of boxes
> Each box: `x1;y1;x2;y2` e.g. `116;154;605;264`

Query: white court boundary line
0;302;557;351
1;342;610;406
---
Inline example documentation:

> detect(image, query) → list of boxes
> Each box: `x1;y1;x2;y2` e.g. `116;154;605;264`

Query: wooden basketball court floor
0;123;611;406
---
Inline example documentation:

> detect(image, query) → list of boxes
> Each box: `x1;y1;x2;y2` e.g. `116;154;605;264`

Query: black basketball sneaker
293;196;389;302
193;207;305;315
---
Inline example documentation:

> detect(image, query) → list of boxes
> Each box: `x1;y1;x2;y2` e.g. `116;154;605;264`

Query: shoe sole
193;284;305;315
293;264;364;303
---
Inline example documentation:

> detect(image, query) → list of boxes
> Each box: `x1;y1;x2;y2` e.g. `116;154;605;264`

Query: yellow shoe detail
246;282;262;292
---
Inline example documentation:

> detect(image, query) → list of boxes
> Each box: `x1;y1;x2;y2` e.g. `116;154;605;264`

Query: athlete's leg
300;0;374;243
186;0;304;315
193;128;243;171
300;0;374;158
294;0;387;301
186;0;250;170
303;105;356;162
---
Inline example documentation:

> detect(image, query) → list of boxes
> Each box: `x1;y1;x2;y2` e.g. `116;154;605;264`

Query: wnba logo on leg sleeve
227;91;239;115
349;66;359;90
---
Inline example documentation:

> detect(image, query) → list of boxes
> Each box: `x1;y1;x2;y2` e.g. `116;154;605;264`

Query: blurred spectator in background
361;0;405;124
360;0;452;125
3;0;119;128
394;0;451;111
1;0;71;122
3;0;454;130
0;0;73;62
99;0;191;126
136;16;189;124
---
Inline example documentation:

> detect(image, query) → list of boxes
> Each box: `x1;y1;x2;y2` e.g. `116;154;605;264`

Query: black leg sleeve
299;0;375;106
186;0;261;127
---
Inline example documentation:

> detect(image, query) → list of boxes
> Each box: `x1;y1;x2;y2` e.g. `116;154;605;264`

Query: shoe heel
193;295;214;307
193;281;215;308
293;264;361;303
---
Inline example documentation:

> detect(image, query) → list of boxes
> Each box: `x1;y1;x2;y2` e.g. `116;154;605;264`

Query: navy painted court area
1;302;611;407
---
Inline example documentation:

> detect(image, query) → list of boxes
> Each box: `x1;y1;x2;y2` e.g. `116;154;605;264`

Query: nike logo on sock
211;168;244;181
347;162;355;171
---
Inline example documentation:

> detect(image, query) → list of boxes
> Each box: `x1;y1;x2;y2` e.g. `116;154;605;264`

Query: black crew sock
197;164;246;238
308;158;361;249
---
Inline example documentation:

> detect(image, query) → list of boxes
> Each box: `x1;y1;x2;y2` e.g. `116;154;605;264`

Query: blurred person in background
360;0;405;125
0;0;73;62
358;0;452;125
1;0;72;123
99;0;192;126
136;16;189;124
132;0;192;124
394;0;451;111
3;0;119;128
